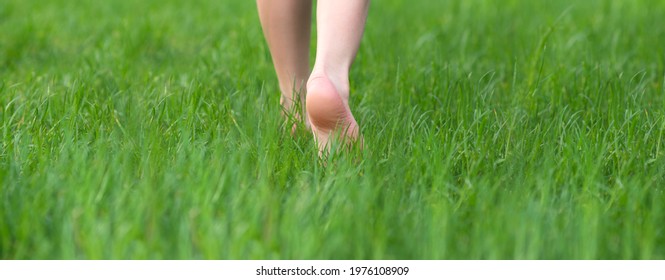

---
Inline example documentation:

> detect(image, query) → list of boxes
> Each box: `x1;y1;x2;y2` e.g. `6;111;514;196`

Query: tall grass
1;0;664;259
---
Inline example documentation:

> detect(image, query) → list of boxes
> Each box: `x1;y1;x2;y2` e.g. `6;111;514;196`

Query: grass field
1;0;665;259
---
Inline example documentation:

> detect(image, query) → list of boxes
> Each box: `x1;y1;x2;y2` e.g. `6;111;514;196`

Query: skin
257;0;369;154
257;0;312;132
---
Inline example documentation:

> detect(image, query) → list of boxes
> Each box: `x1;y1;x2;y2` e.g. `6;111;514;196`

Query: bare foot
306;75;361;155
281;96;311;135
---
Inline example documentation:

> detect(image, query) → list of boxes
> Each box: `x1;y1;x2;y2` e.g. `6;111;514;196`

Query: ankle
308;71;350;101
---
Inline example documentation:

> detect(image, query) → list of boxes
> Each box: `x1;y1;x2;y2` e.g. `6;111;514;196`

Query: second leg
257;0;313;132
306;0;370;153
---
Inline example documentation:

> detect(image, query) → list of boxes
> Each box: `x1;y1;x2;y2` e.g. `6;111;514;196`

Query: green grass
1;0;664;259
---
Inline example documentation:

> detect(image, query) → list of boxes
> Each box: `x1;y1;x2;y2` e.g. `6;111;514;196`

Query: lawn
1;0;664;259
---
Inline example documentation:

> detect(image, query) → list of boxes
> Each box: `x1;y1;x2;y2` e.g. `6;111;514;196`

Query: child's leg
257;0;312;129
306;0;369;153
